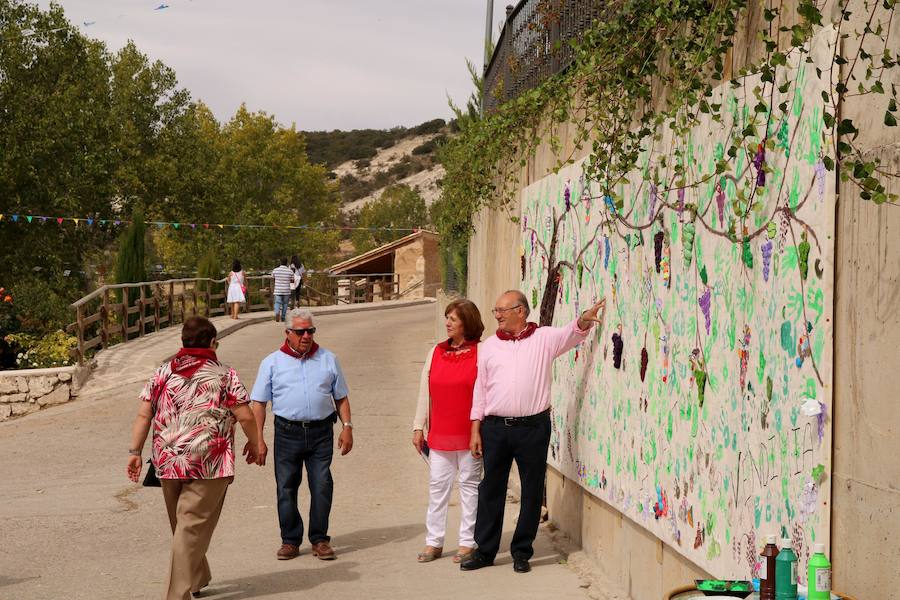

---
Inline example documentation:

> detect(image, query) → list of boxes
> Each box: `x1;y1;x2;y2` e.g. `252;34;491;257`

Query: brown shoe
311;541;336;560
277;544;300;560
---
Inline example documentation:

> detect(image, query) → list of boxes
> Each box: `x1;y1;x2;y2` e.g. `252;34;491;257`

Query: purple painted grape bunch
698;288;712;335
753;143;766;187
761;239;773;282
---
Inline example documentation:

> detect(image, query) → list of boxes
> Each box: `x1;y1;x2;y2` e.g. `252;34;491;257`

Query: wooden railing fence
67;273;402;364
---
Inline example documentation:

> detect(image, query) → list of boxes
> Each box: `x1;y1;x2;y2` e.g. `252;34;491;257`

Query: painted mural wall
521;31;836;578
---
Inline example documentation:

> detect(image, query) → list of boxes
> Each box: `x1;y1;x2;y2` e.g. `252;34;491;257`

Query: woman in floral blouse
126;316;263;600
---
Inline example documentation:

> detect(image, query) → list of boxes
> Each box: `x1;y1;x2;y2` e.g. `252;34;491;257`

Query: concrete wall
395;233;441;299
463;2;900;597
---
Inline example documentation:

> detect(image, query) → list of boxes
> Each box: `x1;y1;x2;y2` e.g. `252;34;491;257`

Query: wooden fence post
121;287;129;343
76;304;85;365
138;285;146;337
154;284;160;332
168;282;174;328
101;289;109;350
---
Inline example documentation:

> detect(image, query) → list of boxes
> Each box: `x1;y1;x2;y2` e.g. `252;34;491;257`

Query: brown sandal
453;547;475;563
417;546;443;563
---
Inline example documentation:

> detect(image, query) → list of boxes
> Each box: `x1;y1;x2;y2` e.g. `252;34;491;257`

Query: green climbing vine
438;0;899;259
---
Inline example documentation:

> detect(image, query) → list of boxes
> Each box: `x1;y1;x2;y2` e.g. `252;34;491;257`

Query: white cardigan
412;346;437;431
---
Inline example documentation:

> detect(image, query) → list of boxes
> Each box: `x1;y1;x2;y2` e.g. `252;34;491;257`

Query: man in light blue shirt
250;308;353;561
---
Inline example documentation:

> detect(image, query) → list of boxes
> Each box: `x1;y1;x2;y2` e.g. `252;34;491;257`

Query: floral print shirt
139;348;249;479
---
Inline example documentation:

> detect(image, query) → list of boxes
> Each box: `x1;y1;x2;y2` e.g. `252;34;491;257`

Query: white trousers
425;448;482;548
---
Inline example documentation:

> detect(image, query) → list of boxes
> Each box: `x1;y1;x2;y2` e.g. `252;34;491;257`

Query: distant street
0;304;592;599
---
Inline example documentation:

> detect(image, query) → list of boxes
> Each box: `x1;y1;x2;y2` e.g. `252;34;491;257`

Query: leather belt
484;408;550;426
275;413;335;428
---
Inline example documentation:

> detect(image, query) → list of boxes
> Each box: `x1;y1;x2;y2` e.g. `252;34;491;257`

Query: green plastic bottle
775;538;798;600
807;543;831;600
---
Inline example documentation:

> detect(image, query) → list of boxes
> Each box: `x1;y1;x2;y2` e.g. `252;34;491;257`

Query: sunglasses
287;327;316;336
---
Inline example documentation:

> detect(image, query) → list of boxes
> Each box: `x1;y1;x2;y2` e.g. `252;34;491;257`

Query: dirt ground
0;304;593;599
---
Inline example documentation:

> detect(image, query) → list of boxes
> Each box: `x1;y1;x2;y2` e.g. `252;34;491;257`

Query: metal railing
66;273;403;364
483;0;606;113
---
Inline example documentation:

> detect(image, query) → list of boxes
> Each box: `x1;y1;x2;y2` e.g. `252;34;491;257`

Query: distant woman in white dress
226;260;246;319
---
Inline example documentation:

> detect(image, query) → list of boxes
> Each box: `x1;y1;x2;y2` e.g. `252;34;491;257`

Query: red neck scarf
495;322;539;341
280;340;319;360
171;347;218;377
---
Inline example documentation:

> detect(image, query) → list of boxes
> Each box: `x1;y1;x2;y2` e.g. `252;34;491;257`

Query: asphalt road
0;303;592;599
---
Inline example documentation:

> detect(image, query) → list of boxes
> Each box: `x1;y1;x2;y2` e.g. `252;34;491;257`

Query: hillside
302;119;449;215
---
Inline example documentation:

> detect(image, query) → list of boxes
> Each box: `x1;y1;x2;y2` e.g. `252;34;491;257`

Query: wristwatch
342;421;353;429
128;449;142;456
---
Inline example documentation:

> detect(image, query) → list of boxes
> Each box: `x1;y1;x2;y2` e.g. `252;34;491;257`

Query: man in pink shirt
461;290;604;574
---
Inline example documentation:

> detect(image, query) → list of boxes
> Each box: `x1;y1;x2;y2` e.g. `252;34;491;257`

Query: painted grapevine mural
521;32;836;578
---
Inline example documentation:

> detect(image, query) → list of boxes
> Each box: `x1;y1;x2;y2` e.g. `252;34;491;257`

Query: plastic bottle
759;534;779;600
807;543;831;600
775;537;798;600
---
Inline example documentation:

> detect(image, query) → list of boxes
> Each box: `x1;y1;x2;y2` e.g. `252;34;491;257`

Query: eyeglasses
491;304;522;315
287;327;316;336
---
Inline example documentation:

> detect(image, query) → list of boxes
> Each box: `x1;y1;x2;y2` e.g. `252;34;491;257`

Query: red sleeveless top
427;340;478;451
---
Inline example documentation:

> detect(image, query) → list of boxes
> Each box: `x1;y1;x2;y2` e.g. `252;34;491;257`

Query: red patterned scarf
280;341;319;360
171;347;218;378
495;322;539;341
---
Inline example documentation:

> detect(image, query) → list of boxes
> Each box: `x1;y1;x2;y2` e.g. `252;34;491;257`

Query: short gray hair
504;289;530;317
289;308;315;325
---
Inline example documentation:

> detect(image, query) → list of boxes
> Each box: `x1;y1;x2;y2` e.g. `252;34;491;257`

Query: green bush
4;331;78;369
196;250;222;292
411;118;446;135
7;279;71;333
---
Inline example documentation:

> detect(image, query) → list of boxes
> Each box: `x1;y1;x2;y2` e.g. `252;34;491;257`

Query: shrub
412;118;446;135
7;278;71;333
4;331;78;369
196;250;221;292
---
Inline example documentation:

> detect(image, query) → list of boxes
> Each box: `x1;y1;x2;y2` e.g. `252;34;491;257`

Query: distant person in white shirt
271;258;294;322
290;255;306;309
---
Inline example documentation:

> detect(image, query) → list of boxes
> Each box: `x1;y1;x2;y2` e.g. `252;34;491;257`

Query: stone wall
0;365;92;422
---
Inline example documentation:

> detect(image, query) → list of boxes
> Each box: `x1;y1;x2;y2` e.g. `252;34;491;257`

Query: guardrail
483;0;606;113
66;272;403;364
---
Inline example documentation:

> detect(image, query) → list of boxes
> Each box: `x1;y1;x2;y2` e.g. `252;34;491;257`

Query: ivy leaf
822;156;835;171
886;111;898;127
837;118;858;136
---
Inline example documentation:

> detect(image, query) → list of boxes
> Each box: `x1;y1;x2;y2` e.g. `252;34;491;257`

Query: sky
36;0;514;131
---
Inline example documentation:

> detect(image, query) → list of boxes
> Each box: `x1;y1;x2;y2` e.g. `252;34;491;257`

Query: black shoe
460;553;494;571
513;558;531;573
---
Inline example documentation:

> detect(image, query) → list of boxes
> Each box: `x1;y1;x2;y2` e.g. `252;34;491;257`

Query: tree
350;185;428;254
114;212;147;286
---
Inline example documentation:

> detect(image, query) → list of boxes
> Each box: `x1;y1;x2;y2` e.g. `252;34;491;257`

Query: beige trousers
160;477;232;600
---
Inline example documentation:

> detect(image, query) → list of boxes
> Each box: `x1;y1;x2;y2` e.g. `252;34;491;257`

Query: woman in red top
412;299;484;563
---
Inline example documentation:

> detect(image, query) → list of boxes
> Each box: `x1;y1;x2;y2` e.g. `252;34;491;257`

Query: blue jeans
274;294;290;321
273;416;334;546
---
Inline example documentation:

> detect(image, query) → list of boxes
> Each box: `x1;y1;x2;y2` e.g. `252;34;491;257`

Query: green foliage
411;118;447;135
437;0;900;275
5;278;72;333
411;135;446;155
114;212;147;285
196;250;221;292
4;331;77;368
350;185;428;253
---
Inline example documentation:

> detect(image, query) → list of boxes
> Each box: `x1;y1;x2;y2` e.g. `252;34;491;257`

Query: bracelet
128;449;142;456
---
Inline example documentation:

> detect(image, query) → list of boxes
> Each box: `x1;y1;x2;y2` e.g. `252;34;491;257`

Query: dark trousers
273;416;334;546
473;412;551;561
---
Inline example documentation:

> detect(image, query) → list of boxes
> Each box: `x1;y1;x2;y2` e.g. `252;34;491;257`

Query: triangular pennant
114;220;121;226
203;223;209;229
217;224;224;229
57;217;64;224
86;218;94;226
73;218;80;225
190;223;196;229
40;216;47;223
26;215;33;223
12;215;18;222
99;219;107;225
173;223;180;229
0;214;4;222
